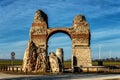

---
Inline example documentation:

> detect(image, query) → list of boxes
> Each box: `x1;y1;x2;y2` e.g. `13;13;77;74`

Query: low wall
0;65;22;72
0;65;120;73
7;66;23;72
82;66;106;72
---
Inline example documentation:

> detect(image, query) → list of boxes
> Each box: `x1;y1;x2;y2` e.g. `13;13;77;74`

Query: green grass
0;60;23;65
64;61;120;68
0;60;72;69
103;61;120;66
64;61;71;68
1;60;120;67
92;61;98;66
92;61;120;66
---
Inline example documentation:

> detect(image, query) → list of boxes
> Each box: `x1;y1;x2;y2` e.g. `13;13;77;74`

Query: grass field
0;60;23;65
92;61;120;66
64;61;71;68
0;60;120;68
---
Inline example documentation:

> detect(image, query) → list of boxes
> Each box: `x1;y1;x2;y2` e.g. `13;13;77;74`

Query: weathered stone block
49;52;60;73
22;41;47;72
56;48;64;72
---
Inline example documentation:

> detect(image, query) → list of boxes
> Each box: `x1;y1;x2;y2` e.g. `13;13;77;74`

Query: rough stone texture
56;48;64;72
49;52;60;73
22;41;37;72
23;10;48;72
73;47;92;67
35;46;47;72
72;15;92;68
23;9;92;72
23;41;30;72
22;41;47;72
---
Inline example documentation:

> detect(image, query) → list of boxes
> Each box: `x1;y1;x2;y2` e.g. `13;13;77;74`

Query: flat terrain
0;59;22;65
1;60;120;69
0;72;120;80
1;60;120;79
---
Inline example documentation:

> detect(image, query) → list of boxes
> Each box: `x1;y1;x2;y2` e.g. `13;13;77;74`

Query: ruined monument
23;9;92;72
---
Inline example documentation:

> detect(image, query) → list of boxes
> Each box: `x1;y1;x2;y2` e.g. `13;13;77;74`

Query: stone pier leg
56;48;64;72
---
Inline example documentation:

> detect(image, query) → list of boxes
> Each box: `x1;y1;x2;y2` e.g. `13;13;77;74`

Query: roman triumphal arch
23;9;92;72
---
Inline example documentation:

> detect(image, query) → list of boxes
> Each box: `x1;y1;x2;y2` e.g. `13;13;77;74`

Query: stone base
73;46;92;67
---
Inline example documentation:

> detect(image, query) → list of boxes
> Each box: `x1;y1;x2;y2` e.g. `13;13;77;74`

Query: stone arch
46;29;72;56
47;29;72;41
47;30;72;60
23;9;92;72
46;29;72;57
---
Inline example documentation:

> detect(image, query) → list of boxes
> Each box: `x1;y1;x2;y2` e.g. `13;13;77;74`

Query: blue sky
0;0;120;60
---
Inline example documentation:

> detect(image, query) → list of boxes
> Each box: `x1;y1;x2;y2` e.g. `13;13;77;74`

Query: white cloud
84;1;120;18
91;26;120;59
91;28;120;40
0;40;28;59
0;40;28;47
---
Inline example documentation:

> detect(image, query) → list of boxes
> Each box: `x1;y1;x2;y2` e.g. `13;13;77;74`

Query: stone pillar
56;48;64;72
31;9;48;72
49;52;60;73
72;15;92;67
22;9;48;72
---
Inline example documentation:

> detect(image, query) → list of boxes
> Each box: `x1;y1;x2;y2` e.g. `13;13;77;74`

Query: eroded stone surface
23;9;92;73
35;46;47;72
22;41;47;72
22;41;37;72
23;41;30;72
49;52;60;73
56;48;64;72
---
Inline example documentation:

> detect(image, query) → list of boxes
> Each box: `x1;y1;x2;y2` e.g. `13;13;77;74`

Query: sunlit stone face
23;9;92;73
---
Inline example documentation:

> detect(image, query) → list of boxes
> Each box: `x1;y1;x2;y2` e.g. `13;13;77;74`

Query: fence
0;65;120;73
0;65;23;72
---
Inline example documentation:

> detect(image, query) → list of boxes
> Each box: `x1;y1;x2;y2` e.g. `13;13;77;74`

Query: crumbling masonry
23;9;92;72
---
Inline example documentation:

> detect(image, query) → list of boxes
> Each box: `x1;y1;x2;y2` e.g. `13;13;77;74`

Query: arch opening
47;31;72;69
47;30;72;41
